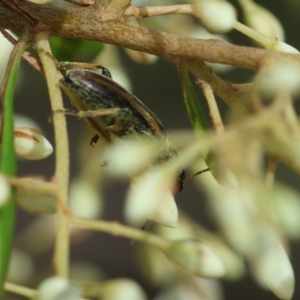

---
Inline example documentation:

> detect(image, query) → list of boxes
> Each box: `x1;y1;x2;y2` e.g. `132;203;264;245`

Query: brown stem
1;1;299;70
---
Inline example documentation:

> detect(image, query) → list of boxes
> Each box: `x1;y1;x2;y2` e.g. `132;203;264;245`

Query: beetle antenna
184;167;214;181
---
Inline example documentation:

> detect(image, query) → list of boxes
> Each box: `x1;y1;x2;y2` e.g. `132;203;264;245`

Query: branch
1;1;299;70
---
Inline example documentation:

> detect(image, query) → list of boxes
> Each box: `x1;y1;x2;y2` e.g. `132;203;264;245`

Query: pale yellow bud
241;0;284;40
250;228;294;300
101;279;147;300
193;0;236;33
165;240;226;278
273;41;299;54
36;277;81;300
258;61;300;97
14;127;53;160
7;249;34;284
125;167;178;227
70;178;103;218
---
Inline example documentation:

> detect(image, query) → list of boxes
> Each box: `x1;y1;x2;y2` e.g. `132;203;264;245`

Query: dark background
5;0;300;299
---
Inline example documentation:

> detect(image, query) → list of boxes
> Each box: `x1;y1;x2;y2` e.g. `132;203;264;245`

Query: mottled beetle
58;62;207;194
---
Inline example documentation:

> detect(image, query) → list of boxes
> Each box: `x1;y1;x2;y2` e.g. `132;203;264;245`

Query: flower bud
70;178;103;218
193;0;236;33
250;228;294;300
125;167;178;227
100;279;147;300
273;41;299;54
14;127;53;160
165;240;226;278
36;277;81;300
257;61;300;98
7;249;34;284
272;184;300;239
209;185;258;256
241;0;284;40
103;139;157;177
148;191;178;228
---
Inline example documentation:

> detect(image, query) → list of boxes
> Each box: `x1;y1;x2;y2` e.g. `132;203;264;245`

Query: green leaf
178;67;208;134
178;67;213;164
0;33;28;297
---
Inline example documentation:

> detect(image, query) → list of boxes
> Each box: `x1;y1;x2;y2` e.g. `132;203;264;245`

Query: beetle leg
106;107;133;133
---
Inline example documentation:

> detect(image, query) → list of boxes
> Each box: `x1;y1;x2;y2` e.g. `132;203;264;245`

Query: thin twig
35;33;70;278
70;216;168;250
188;61;250;117
4;175;56;193
4;282;91;300
4;282;35;298
124;4;193;18
0;28;43;73
233;21;277;49
196;79;224;134
230;82;254;94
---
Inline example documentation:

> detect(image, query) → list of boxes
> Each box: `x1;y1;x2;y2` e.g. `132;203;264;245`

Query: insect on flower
58;62;209;194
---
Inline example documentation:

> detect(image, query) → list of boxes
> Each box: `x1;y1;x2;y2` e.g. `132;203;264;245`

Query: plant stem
35;33;70;278
1;2;300;70
70;216;169;250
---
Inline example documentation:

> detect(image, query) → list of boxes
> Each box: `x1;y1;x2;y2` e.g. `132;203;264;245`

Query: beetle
58;62;207;194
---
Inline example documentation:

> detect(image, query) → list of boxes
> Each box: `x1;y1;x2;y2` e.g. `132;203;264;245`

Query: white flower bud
155;277;222;300
165;240;226;278
241;1;284;40
193;0;236;33
125;167;178;227
8;249;34;284
209;185;258;256
148;191;178;228
257;61;300;97
36;277;81;300
101;279;147;300
70;178;103;219
272;185;300;239
250;229;294;300
0;174;10;207
14;127;53;160
137;244;176;287
273;41;299;54
103;139;156;177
